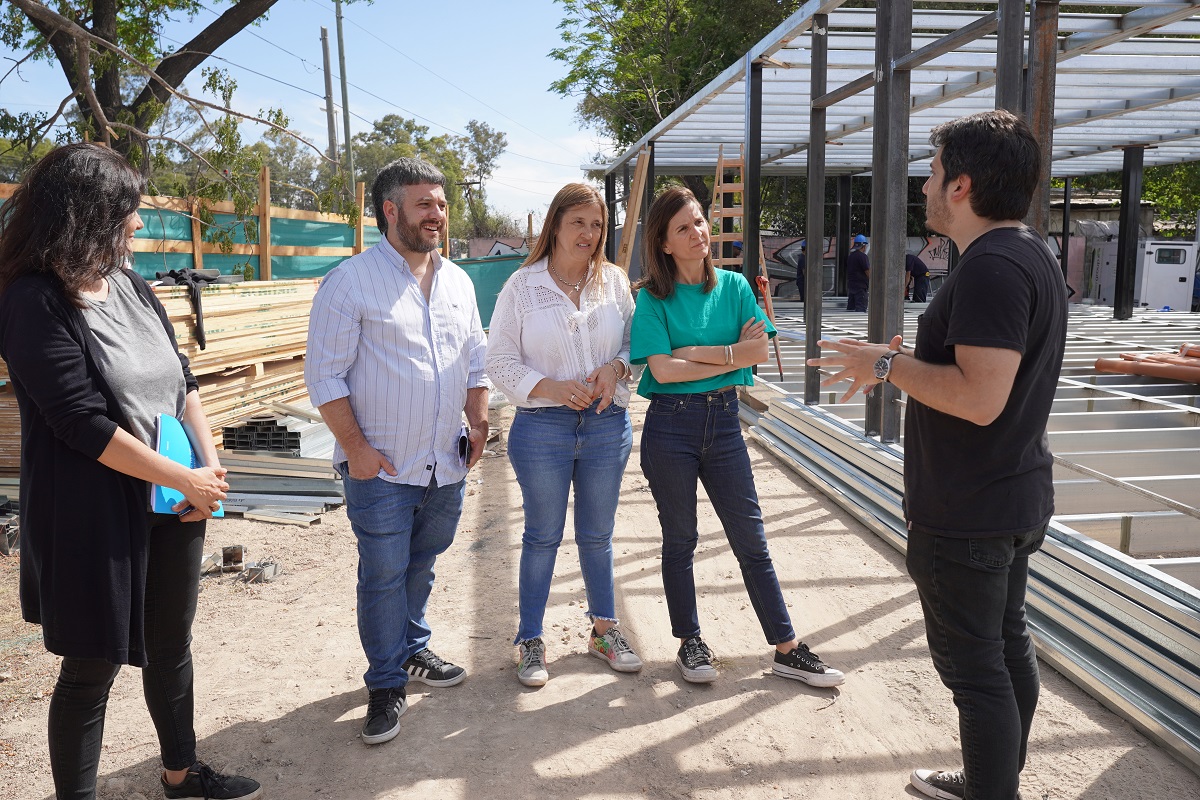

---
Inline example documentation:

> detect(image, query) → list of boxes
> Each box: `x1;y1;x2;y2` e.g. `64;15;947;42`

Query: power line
299;0;581;160
181;7;583;169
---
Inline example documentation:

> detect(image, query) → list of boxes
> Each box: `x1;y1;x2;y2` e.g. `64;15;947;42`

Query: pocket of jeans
336;461;381;484
648;396;682;415
516;406;545;415
721;397;740;417
968;536;1015;569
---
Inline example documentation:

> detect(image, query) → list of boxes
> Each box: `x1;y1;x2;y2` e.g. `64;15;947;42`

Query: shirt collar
378;235;443;280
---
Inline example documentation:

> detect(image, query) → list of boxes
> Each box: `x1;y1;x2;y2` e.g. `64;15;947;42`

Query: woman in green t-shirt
629;186;845;688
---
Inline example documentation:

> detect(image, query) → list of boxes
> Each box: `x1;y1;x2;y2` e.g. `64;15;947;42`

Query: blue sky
0;0;609;220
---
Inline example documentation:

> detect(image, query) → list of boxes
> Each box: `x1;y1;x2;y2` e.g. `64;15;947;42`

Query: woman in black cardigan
0;144;260;800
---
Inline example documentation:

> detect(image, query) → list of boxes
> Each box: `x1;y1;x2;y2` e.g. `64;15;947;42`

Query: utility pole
334;0;355;195
320;27;339;166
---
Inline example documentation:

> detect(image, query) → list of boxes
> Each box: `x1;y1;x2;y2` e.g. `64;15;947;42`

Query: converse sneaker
676;635;717;683
772;642;845;687
588;626;643;673
161;761;262;799
361;686;407;745
910;768;965;800
404;647;466;687
517;637;548;687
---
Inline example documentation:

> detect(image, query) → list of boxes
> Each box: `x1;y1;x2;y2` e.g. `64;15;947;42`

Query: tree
460;119;513;237
550;0;803;207
1;1;298;160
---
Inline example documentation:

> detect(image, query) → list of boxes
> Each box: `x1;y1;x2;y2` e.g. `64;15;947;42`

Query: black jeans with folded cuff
48;513;205;800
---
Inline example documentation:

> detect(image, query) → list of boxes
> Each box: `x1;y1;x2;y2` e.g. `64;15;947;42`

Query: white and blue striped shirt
305;237;488;486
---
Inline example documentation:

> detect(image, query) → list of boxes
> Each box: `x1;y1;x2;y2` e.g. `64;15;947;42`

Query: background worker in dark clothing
906;251;932;302
795;239;806;302
846;234;870;311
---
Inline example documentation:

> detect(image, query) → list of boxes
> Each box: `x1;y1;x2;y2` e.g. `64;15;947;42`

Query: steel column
996;0;1026;114
645;141;656;214
1025;0;1060;236
744;55;763;285
605;173;617;262
1061;176;1073;281
805;14;829;404
836;175;851;296
866;0;911;441
1115;146;1145;320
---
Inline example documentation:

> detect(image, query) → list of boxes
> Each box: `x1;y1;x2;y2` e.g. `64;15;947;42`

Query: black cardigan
0;270;199;666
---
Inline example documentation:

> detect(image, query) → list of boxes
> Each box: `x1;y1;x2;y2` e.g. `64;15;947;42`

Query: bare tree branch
1;50;41;87
131;0;283;115
75;40;112;145
5;0;331;164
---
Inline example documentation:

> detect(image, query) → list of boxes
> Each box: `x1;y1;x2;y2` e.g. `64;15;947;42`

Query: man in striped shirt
305;157;489;747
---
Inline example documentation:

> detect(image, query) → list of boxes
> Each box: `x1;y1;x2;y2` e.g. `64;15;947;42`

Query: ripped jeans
507;401;633;644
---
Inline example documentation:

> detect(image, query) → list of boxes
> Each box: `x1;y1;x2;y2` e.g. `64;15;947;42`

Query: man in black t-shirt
808;110;1067;800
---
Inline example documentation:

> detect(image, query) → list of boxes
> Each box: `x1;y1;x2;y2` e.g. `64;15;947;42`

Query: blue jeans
507;402;632;644
906;525;1046;800
340;466;465;690
640;389;795;645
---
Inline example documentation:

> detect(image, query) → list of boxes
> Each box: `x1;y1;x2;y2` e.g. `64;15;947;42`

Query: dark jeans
846;288;868;311
911;275;930;302
48;514;205;800
906;524;1046;800
640;389;795;645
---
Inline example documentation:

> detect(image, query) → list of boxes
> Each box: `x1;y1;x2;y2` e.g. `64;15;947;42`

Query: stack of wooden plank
0;279;323;471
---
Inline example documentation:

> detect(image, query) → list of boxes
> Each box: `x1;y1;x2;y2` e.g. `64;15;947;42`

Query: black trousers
48;514;205;800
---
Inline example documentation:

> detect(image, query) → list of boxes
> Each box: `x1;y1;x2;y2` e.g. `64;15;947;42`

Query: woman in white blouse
486;183;641;687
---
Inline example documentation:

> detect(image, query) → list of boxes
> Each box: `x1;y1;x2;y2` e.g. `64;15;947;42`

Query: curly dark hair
0;143;146;306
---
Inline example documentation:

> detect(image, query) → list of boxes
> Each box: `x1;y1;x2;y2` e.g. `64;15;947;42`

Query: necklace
548;256;588;294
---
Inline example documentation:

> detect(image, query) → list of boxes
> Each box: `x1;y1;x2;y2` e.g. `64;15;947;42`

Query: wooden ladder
710;144;746;269
615;148;651;273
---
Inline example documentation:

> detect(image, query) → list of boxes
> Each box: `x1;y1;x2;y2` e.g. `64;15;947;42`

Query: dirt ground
2;399;1199;800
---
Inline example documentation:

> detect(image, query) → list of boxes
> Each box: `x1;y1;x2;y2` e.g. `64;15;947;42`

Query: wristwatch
873;350;901;382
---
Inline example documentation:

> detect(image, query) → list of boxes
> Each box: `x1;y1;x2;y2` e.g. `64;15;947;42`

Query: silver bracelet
725;345;733;366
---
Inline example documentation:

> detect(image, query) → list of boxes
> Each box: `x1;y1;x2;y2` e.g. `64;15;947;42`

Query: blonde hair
525;183;611;294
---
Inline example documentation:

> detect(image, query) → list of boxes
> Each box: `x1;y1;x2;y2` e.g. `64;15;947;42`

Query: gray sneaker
517;637;548;687
589;626;643;673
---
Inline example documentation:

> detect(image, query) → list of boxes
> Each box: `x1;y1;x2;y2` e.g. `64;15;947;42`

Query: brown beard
396;211;440;253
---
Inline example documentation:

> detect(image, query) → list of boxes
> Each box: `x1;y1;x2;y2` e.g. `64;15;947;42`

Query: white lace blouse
486;258;633;408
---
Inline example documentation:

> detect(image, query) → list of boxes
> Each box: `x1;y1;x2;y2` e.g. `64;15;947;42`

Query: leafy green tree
550;0;803;206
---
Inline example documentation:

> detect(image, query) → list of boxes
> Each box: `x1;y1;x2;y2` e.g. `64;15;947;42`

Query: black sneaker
361;686;407;745
772;642;845;687
161;761;261;799
404;648;466;687
675;635;717;683
910;768;965;800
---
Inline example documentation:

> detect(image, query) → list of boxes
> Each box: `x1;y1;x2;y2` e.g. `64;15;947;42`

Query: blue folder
151;414;224;517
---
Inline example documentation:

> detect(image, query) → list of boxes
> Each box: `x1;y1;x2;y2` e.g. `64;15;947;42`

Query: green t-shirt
630;269;776;398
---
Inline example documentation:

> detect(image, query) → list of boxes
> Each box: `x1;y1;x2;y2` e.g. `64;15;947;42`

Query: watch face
873;355;891;380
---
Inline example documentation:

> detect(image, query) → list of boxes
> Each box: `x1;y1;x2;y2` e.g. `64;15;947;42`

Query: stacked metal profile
742;304;1200;774
222;413;334;460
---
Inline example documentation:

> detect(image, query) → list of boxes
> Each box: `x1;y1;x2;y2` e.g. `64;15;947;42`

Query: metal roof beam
1062;3;1200;56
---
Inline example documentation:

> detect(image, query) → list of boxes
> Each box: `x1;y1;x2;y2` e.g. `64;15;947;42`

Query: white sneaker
516;637;548;687
588;626;643;673
910;769;965;800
